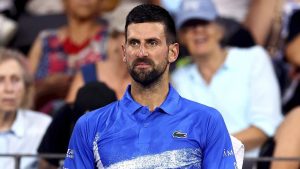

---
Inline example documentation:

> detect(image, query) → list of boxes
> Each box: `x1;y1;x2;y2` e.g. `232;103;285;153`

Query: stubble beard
129;57;169;88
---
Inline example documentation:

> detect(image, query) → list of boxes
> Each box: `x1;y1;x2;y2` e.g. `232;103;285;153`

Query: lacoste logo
173;131;187;138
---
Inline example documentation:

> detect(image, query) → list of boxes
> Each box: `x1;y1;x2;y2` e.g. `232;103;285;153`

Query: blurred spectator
66;1;134;102
160;0;256;67
26;0;64;16
65;32;130;102
242;0;279;45
0;48;51;169
268;8;300;169
281;8;300;114
171;0;282;164
0;0;30;46
9;0;119;56
160;0;276;45
0;0;28;20
38;81;117;169
25;0;120;16
271;107;300;169
28;0;118;112
0;14;17;46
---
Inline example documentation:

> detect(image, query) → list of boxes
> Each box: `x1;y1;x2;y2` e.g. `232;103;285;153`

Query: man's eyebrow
145;38;160;41
127;38;140;42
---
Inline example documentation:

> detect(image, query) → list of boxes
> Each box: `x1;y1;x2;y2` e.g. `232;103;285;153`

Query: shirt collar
121;84;181;115
158;84;180;115
121;85;143;115
10;109;25;138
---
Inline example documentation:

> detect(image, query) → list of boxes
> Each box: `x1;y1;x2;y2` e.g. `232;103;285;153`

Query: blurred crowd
0;0;299;169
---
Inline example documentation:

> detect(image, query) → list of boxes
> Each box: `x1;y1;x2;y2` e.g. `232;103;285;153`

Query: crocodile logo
173;131;187;138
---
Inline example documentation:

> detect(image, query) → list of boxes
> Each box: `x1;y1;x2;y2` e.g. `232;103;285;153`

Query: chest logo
173;131;187;138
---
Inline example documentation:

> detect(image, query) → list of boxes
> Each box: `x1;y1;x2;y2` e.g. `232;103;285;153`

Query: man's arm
202;110;237;169
63;116;95;169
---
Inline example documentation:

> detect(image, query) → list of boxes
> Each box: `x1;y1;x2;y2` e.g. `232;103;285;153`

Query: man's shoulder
180;97;222;119
76;100;119;125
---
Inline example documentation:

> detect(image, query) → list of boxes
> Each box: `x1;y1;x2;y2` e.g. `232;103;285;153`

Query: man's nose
137;45;149;58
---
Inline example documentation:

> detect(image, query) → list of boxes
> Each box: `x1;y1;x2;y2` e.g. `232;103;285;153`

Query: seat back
231;135;245;169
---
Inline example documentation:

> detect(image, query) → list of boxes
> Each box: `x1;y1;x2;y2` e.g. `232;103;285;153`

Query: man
63;4;237;168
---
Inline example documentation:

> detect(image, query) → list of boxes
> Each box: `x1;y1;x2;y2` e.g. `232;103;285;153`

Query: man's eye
129;40;139;47
148;40;158;47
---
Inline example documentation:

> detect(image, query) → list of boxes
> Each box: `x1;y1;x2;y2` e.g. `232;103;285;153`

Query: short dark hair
125;4;177;44
73;81;117;117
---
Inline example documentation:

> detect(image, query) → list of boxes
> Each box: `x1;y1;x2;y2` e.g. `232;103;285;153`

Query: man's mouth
135;62;151;69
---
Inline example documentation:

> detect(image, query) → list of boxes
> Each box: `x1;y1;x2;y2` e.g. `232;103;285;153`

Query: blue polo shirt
64;85;237;169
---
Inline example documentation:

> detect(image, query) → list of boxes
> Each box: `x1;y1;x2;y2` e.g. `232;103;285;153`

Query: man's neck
130;73;169;112
0;111;16;132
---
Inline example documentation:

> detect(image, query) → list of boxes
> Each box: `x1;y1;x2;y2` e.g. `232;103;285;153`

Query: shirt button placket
138;108;151;153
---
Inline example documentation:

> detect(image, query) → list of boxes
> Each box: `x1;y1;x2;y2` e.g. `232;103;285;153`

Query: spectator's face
285;35;300;66
64;0;101;19
180;20;222;58
123;22;178;86
0;59;25;113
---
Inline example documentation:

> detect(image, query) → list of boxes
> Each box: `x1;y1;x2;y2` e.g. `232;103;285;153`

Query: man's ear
122;45;126;62
168;43;179;63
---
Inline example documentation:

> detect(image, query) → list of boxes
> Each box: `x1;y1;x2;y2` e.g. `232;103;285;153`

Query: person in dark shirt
270;9;300;169
38;81;117;169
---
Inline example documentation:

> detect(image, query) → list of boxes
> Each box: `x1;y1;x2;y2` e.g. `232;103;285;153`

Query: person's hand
36;74;73;98
46;74;73;96
34;74;74;110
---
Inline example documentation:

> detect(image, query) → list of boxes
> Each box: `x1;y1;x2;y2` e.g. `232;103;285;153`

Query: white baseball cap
175;0;218;29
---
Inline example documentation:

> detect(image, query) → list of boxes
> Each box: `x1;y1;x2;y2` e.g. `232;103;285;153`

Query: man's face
123;22;178;86
0;59;25;113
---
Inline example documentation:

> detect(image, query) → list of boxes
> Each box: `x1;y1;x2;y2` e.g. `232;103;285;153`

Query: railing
0;154;65;169
245;157;300;162
1;154;300;169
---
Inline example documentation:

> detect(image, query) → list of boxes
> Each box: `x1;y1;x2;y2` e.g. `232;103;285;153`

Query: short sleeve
202;110;237;169
63;116;95;169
